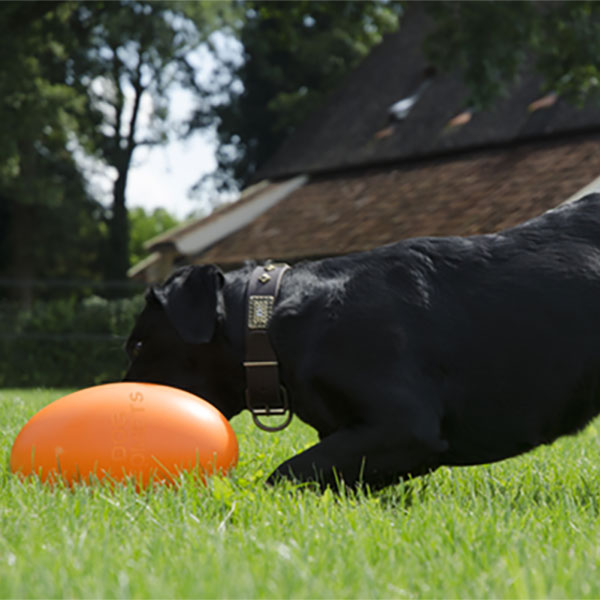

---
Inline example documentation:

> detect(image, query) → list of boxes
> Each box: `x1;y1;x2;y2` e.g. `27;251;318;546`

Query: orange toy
10;382;238;487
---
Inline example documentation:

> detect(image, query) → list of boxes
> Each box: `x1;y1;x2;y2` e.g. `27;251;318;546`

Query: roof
144;180;271;250
143;176;307;256
198;134;600;267
255;5;600;181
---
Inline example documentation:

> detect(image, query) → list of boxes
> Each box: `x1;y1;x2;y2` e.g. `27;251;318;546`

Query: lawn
1;388;600;599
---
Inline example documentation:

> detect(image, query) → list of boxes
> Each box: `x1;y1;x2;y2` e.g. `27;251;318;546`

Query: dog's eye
130;341;143;359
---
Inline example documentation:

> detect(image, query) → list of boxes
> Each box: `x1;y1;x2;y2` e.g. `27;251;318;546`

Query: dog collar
244;262;292;432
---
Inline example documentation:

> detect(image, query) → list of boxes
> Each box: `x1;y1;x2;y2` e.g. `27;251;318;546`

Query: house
129;6;600;283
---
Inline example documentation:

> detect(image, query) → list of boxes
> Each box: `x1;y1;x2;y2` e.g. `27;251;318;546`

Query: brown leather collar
244;262;292;431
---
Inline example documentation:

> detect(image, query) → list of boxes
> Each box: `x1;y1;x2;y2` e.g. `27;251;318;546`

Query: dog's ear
151;265;225;344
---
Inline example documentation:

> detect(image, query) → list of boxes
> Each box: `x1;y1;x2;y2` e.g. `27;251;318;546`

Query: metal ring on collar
246;386;293;432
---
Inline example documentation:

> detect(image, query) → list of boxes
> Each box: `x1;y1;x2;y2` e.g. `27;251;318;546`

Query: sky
127;125;218;220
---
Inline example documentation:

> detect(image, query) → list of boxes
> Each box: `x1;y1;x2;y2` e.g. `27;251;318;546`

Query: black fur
124;193;600;490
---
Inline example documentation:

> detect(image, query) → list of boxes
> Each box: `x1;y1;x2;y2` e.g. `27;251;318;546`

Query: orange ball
10;382;238;487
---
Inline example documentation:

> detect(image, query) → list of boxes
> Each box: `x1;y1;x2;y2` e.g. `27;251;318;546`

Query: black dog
124;193;600;491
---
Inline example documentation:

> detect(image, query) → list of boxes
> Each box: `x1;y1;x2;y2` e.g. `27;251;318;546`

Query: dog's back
400;193;600;466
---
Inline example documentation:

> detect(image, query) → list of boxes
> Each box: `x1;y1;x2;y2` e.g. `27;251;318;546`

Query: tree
192;1;401;193
424;1;600;110
0;2;105;304
0;1;236;299
67;1;234;284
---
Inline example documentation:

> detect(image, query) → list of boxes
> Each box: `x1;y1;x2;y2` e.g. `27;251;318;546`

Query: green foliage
0;3;84;181
129;207;180;267
533;2;600;105
0;296;144;387
0;3;106;297
2;395;600;597
425;1;600;109
198;0;401;190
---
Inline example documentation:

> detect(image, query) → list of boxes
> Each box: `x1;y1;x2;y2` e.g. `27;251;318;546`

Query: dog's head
124;265;245;419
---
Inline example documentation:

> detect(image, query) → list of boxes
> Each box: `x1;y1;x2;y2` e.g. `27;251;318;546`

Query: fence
0;279;146;387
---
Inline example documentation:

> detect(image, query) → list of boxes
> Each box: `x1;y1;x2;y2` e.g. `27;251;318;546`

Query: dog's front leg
266;424;447;491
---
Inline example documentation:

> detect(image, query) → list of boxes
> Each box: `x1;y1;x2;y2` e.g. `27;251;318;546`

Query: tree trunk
103;52;145;293
105;159;131;291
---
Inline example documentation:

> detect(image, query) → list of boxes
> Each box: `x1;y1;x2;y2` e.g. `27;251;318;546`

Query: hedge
0;295;145;387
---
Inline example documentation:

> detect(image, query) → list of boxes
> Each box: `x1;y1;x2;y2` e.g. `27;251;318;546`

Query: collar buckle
245;385;293;432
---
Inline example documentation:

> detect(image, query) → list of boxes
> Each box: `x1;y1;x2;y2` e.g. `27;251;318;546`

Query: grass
2;389;600;598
